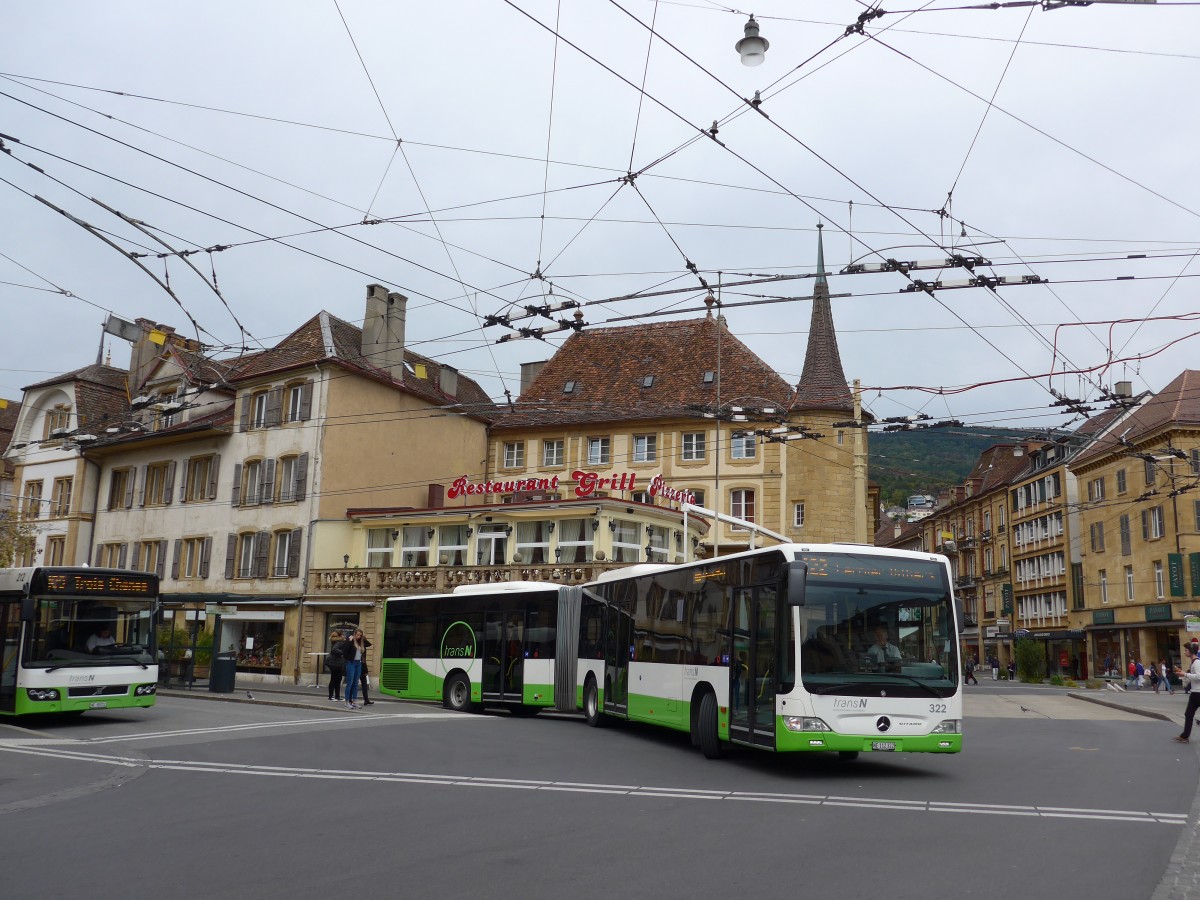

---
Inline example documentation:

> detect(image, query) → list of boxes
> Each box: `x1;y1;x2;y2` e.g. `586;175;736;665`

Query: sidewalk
158;680;413;713
1066;683;1191;727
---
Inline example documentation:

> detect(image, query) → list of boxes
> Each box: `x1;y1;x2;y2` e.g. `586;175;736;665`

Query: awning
1013;628;1085;641
1084;620;1182;632
304;600;376;608
160;594;299;607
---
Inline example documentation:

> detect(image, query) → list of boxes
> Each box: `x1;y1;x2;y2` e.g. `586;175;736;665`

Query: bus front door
482;610;524;703
729;586;777;748
0;603;17;713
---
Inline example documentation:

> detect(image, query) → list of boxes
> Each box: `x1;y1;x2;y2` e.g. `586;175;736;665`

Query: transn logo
832;698;866;709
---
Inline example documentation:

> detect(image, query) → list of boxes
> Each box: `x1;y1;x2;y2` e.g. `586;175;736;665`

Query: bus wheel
584;678;604;727
697;691;724;759
443;673;472;712
838;751;860;762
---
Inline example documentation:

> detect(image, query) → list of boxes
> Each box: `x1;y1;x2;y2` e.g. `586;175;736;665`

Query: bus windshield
796;552;958;698
25;598;156;667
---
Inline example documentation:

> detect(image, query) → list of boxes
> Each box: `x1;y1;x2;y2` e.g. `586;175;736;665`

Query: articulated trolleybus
0;567;160;716
380;544;962;759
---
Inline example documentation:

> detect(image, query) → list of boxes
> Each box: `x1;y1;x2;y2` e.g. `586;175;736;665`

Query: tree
0;509;36;567
1014;638;1045;683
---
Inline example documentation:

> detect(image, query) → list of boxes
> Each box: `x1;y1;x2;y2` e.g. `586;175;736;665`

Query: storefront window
438;525;469;566
514;520;552;564
230;619;284;674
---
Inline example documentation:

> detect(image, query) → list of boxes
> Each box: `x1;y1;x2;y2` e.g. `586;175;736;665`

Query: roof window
703;370;715;384
642;375;655;388
563;380;577;394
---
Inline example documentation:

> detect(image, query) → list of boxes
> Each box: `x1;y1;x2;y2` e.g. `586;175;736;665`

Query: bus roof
451;581;557;595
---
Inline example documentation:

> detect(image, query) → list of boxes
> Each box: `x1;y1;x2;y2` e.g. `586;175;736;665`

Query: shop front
301;600;380;687
1086;605;1186;683
1014;628;1087;679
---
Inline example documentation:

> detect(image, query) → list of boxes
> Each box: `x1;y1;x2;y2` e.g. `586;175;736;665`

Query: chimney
1115;381;1132;399
520;360;548;397
127;319;175;397
361;285;408;381
438;364;458;399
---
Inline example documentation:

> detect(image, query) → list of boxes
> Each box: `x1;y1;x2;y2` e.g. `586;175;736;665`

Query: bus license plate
871;741;896;751
89;702;108;709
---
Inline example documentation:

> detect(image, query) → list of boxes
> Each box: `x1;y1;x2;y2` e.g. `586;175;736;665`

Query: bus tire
584;677;604;727
838;751;859;761
443;673;472;712
697;691;723;759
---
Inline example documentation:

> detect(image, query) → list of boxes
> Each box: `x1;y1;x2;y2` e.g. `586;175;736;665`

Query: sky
2;0;1198;440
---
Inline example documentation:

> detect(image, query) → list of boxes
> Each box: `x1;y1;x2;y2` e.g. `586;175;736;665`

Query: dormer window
642;375;655;388
703;370;715;384
563;381;577;394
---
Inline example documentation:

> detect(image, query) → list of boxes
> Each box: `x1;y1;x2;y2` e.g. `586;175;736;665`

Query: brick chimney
361;285;407;381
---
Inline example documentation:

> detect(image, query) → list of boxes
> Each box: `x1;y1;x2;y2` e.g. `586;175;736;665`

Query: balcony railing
310;562;614;597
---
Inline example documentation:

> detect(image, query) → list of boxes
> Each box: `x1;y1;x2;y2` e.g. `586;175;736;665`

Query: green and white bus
381;544;962;758
576;544;962;758
0;567;160;716
380;582;564;715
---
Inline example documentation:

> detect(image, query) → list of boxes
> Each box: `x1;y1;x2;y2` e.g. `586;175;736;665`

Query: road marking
0;741;1185;825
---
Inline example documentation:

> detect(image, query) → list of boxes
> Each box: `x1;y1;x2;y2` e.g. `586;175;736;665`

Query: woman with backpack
326;630;346;702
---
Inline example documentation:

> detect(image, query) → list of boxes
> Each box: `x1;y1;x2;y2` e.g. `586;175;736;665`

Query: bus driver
867;626;901;671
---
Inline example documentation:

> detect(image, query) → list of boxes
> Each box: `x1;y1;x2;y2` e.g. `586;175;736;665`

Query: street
0;685;1192;899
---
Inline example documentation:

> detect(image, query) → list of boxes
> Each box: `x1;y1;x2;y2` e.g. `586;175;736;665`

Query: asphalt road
0;691;1191;900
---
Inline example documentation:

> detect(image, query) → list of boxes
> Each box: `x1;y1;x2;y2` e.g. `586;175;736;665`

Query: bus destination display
800;553;943;586
38;571;157;598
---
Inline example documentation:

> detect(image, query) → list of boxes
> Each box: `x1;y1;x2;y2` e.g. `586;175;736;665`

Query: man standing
1174;646;1200;743
964;655;978;685
990;654;1000;680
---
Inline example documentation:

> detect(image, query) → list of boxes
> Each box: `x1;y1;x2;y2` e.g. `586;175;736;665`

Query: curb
157;689;349;713
1066;690;1180;724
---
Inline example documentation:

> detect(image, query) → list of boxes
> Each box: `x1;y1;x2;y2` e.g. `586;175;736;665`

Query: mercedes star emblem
876;715;892;732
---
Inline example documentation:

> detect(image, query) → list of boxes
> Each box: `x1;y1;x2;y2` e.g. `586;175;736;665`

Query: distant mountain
869;427;1034;509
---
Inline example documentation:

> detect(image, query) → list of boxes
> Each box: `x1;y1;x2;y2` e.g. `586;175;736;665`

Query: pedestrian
354;628;375;706
1150;662;1160;693
341;629;367;710
991;654;999;681
326;630;345;701
1007;660;1016;682
1127;658;1137;689
1136;659;1145;689
1173;645;1200;743
1161;659;1174;696
965;655;978;685
1104;654;1113;678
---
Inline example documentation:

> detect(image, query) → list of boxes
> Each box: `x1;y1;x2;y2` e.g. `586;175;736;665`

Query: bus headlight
26;688;60;702
135;684;157;696
784;716;831;732
931;719;961;734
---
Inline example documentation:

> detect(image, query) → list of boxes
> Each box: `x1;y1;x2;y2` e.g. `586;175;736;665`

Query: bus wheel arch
443;670;473;712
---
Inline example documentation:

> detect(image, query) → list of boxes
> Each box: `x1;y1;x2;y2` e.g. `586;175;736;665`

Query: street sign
1186;616;1200;633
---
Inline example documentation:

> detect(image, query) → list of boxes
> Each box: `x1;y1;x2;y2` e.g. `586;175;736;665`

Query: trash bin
209;652;237;693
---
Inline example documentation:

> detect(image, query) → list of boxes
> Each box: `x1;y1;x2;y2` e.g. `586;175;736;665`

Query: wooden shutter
231;463;243;507
207;454;221;500
261;459;276;505
138;465;148;507
239;395;250;432
157;540;168;579
287;527;303;577
171;539;182;579
299;381;313;421
123;468;136;508
131;542;142;571
225;533;237;579
254;530;270;578
294;452;309;501
180;461;190;502
200;537;212;578
1142;510;1149;540
265;388;283;428
118;543;128;569
164;461;176;505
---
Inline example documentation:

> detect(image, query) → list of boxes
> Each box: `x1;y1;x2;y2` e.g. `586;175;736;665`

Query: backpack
326;644;345;671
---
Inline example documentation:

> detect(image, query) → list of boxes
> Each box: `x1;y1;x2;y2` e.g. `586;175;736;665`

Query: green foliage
157;627;213;664
870;428;1033;509
0;509;36;568
1015;638;1046;683
1048;674;1066;686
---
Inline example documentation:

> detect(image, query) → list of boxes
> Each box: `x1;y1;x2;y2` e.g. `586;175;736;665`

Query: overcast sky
2;1;1197;440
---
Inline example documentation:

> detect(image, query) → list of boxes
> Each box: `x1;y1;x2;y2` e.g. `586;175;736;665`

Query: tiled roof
1072;372;1200;467
492;315;794;429
229;312;494;417
169;345;246;386
23;363;127;393
791;228;853;414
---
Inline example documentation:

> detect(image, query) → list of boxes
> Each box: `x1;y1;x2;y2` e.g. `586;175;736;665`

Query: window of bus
611;518;641;563
28;598;155;667
400;526;430;567
556;518;594;563
366;528;394;568
514;520;551;564
437;525;469;565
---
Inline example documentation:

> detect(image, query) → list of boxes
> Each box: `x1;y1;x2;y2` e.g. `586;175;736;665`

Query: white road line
0;741;1184;825
85;712;478;744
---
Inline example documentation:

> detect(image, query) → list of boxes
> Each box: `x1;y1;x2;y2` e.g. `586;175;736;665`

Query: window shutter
164;461;176;505
265;388;283;428
157;540;167;579
239;396;250;432
180;462;189;502
225;534;237;579
131;542;142;571
171;539;182;579
208;454;221;500
200;537;212;578
261;459;276;505
1142;510;1149;540
138;465;148;507
118;543;128;569
299;381;313;421
254;530;270;577
294;452;308;501
231;463;243;507
124;468;136;508
287;527;303;577
94;545;103;567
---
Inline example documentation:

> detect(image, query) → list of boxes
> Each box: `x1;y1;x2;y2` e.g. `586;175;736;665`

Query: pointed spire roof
792;225;853;413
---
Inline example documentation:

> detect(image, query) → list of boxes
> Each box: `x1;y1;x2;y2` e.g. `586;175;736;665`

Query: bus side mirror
20;597;35;622
787;561;808;606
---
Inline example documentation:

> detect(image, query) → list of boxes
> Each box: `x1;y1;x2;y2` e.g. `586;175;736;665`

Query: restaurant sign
447;470;696;505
